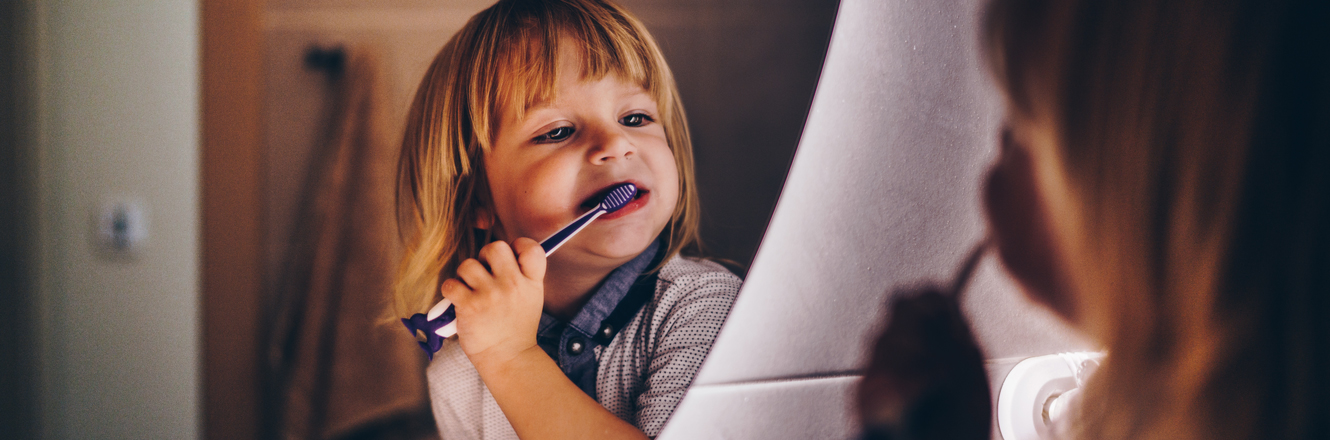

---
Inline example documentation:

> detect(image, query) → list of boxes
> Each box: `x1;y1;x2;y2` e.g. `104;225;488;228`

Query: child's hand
444;237;547;366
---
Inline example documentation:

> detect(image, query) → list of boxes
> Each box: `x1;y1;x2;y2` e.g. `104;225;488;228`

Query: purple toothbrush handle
401;305;456;360
541;208;603;253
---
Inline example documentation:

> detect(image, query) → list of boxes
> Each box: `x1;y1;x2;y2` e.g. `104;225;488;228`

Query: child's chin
582;234;655;260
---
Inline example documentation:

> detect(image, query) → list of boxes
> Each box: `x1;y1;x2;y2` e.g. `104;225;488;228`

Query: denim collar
537;240;661;338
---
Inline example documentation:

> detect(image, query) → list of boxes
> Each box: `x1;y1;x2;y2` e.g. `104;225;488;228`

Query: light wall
31;0;201;438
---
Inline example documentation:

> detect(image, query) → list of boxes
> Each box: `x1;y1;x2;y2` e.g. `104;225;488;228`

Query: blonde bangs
474;0;669;146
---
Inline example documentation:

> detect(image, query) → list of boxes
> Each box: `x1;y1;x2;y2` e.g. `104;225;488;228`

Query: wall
31;0;201;438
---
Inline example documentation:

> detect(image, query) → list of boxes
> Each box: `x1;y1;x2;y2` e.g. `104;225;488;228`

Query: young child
391;0;741;438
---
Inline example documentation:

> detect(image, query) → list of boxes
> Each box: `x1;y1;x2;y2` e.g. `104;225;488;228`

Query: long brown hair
985;0;1330;438
392;0;702;321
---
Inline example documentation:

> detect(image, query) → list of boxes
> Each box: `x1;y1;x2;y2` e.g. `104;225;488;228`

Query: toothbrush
402;182;638;358
539;182;638;254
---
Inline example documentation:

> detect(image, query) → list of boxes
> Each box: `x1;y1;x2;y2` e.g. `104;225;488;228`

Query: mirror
260;0;838;437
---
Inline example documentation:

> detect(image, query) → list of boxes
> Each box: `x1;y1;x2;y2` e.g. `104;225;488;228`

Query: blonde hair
986;0;1330;439
392;0;702;320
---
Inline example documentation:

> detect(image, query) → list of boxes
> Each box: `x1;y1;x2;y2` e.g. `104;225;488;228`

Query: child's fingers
511;237;546;280
456;258;493;290
440;277;473;304
478;241;521;282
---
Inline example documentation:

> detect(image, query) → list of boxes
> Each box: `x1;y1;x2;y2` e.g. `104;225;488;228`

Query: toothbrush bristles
601;183;638;213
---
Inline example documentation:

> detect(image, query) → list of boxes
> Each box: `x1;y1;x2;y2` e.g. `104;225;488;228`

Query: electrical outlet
95;198;148;256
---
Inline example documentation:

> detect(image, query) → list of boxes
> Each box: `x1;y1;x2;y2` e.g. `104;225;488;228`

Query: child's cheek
649;148;681;217
519;166;579;237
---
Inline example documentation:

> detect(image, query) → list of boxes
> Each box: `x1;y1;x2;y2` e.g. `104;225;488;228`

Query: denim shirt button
566;337;586;355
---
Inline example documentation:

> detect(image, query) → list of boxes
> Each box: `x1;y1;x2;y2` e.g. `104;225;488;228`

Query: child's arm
446;238;650;440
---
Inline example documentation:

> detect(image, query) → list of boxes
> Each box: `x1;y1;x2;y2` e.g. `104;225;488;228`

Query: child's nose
587;127;636;164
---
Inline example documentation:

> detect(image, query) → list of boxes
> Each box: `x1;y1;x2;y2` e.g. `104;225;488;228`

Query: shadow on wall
623;0;840;273
0;0;39;438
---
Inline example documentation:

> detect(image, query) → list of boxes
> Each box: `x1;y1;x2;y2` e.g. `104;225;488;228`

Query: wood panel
202;0;265;438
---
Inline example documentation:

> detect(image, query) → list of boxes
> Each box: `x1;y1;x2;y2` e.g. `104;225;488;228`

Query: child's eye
620;113;654;127
534;126;574;143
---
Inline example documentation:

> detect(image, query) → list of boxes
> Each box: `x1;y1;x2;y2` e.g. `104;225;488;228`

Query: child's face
484;46;679;271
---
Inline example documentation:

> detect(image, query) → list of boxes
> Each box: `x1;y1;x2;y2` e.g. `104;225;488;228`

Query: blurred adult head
983;1;1330;439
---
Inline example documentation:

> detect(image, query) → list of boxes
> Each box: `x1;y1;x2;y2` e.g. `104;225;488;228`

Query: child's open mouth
579;183;649;220
579;184;648;211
